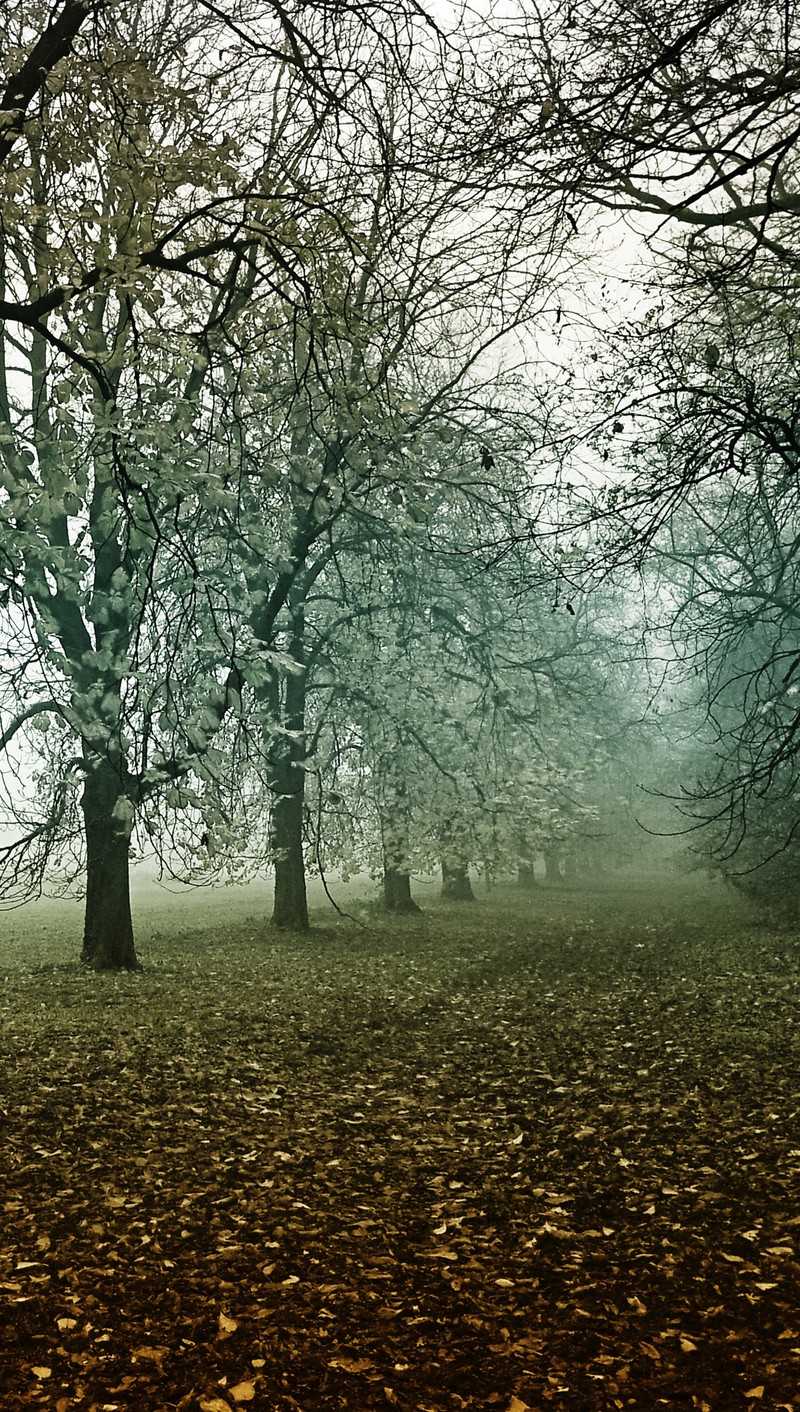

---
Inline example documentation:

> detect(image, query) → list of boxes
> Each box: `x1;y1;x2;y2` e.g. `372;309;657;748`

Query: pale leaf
230;1381;257;1402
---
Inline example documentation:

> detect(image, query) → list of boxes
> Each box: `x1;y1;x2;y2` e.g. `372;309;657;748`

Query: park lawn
0;875;798;1411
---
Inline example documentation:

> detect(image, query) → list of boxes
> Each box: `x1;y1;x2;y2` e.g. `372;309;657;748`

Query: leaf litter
0;876;799;1410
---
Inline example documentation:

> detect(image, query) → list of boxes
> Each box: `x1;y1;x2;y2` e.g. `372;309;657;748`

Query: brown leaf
328;1357;376;1374
132;1345;170;1372
230;1381;257;1403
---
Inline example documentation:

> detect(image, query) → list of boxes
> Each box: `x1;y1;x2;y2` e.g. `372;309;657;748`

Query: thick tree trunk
268;608;309;932
80;759;138;970
441;861;474;900
271;776;309;930
517;861;537;889
383;863;420;913
543;847;563;884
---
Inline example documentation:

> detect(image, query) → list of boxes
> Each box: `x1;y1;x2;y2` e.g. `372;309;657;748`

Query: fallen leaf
199;1399;231;1412
328;1356;376;1373
31;1367;52;1379
744;1389;764;1400
56;1316;78;1331
132;1346;170;1372
508;1398;531;1412
230;1381;257;1402
218;1312;238;1336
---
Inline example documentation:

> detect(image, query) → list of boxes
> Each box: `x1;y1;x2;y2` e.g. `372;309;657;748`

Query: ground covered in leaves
1;872;799;1412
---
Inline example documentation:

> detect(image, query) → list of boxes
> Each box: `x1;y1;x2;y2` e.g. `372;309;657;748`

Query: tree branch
0;1;97;166
0;700;64;754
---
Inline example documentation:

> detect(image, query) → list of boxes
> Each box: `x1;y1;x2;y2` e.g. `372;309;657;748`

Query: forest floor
0;871;799;1412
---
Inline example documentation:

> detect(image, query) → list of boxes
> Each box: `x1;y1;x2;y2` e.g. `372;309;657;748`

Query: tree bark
271;773;309;930
269;608;309;932
80;758;138;970
543;847;563;884
383;863;420;913
441;860;474;900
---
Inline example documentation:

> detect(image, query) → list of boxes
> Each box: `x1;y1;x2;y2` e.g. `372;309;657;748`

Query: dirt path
0;875;798;1410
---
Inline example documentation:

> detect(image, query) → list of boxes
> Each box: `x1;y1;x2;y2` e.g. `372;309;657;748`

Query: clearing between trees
0;875;798;1411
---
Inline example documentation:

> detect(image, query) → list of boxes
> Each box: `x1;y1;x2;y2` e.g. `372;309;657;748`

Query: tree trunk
80;759;138;970
378;758;419;913
562;851;578;882
543;847;562;884
441;860;474;900
269;608;309;932
383;863;420;913
517;861;537;888
271;774;309;930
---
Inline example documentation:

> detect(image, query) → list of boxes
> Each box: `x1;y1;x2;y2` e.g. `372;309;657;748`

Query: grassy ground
0;872;799;1411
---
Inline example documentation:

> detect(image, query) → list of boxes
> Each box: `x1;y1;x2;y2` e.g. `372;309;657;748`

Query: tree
171;63;570;929
645;467;800;897
498;0;800;265
0;0;473;961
